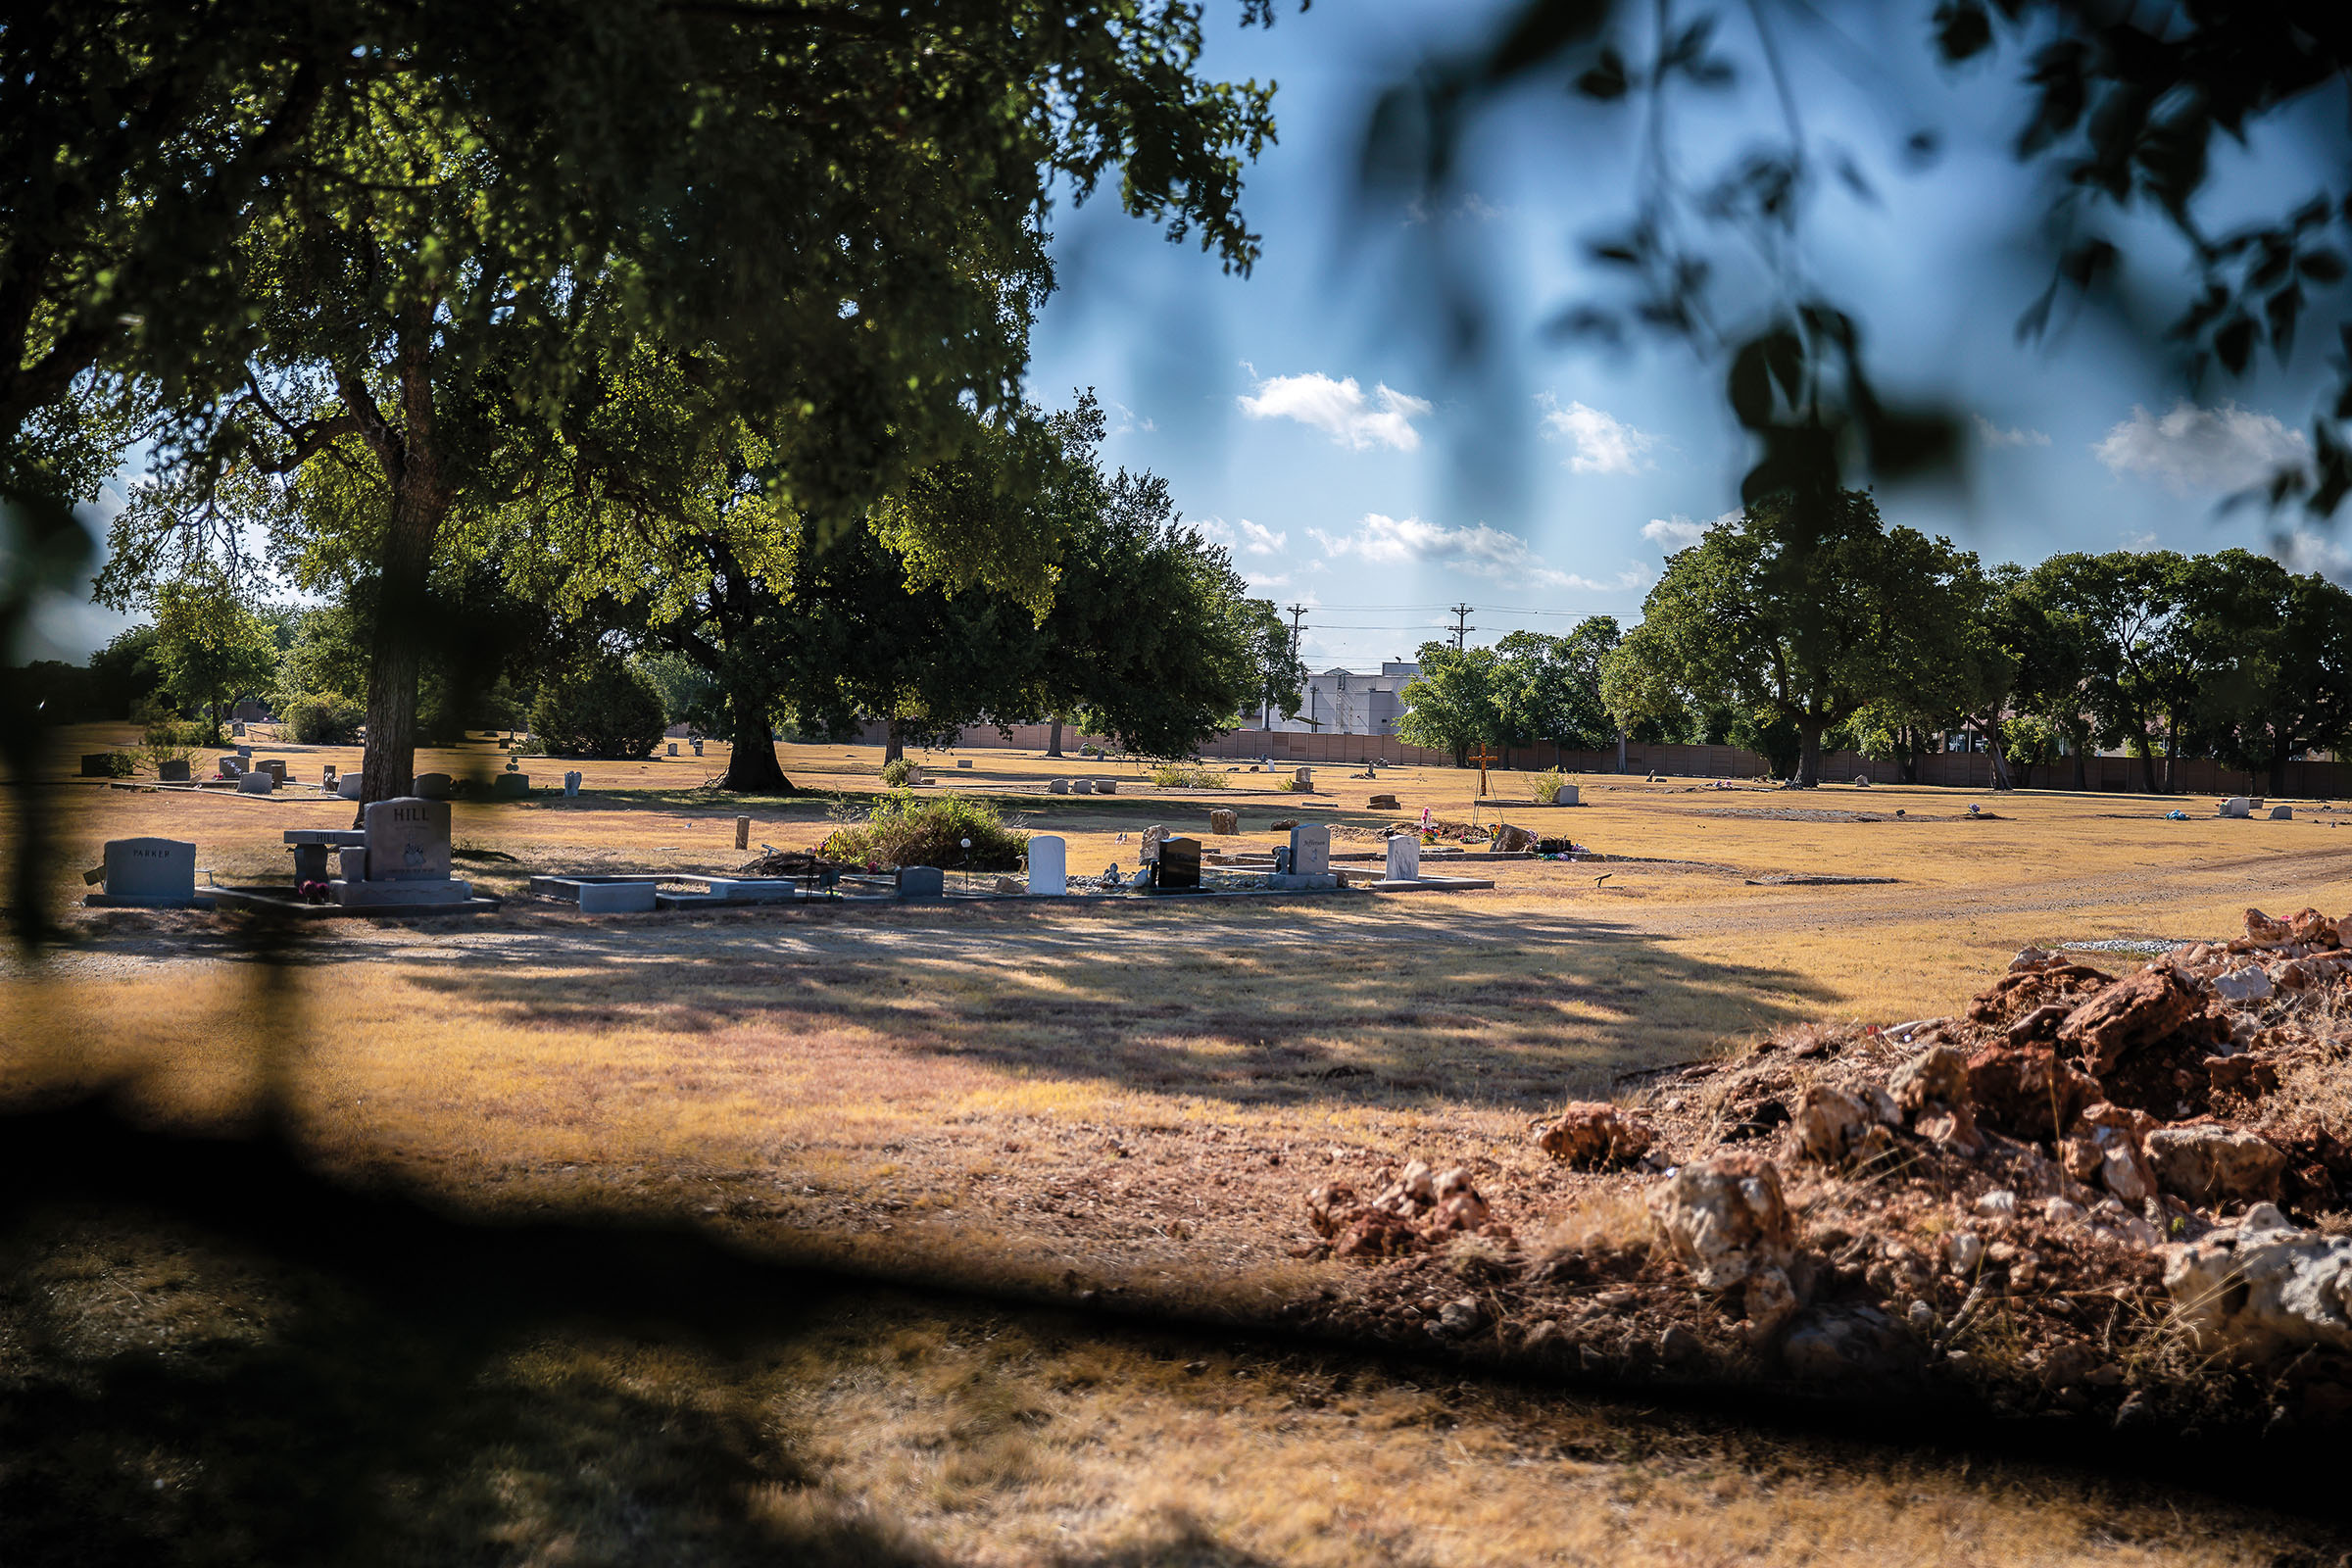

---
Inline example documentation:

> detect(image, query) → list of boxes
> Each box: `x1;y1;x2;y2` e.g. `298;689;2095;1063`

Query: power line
1448;603;1474;651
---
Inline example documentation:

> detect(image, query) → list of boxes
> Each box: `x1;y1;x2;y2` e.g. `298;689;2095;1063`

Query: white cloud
1538;396;1663;475
1641;511;1740;553
2093;400;2306;493
1309;513;1647;593
1237;370;1431;452
1197;515;1287;556
2278;530;2352;583
1105;400;1155;436
1974;414;2051;449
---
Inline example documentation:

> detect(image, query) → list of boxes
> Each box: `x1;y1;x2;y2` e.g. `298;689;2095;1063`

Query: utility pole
1448;603;1474;651
1280;603;1309;734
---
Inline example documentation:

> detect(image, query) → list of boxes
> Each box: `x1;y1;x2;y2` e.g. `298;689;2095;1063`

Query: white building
1257;662;1420;735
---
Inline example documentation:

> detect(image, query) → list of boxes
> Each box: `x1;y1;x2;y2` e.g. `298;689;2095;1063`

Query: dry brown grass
1;1206;2331;1568
16;731;2352;1560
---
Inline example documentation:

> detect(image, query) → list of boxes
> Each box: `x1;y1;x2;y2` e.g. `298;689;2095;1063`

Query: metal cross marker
1471;746;1498;798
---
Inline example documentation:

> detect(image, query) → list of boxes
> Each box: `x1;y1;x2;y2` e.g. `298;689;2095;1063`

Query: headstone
100;838;197;906
1385;834;1421;882
256;758;287;783
667;742;679;756
321;763;338;783
1027;835;1067;896
1156;836;1201;890
231;721;246;737
956;759;973;768
1095;779;1117;795
79;753;115;777
237;769;276;795
1140;825;1168;861
906;765;926;786
364;797;452;880
1368;793;1398;810
1552;784;1580;806
413;772;453;800
337;773;365;800
1207;808;1239;835
219;757;245;777
1289;822;1331;878
1853;774;1871;788
564;770;582;798
897;864;945;899
2272;805;2294;820
236;744;253;758
690;739;704;757
1294;766;1312;786
579;881;658;913
492;772;528;798
2221;797;2252;819
735;815;751;850
1072;778;1094;795
1049;778;1071;795
158;759;191;783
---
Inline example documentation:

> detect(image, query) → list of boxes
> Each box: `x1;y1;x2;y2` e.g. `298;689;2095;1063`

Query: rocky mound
1289;907;2352;1434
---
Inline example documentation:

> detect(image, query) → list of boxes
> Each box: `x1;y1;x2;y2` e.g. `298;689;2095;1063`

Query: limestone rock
2213;964;2275;1004
2077;1102;2158;1203
1792;1085;1874;1164
1437;1297;1482;1336
2143;1124;2287;1204
1206;808;1239;836
1493;823;1539;854
1535;1102;1655;1168
2057;965;2201;1075
1965;1042;2098;1141
2164;1219;2352;1361
1889;1044;1969;1114
1646;1152;1796;1292
1780;1305;1917;1380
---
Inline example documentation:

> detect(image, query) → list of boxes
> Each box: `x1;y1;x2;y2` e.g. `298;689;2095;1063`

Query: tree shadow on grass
2;1101;1342;1568
392;902;1839;1112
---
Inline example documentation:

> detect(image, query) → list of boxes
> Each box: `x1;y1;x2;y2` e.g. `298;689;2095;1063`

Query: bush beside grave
528;656;667;760
819;793;1027;871
1148;762;1231;789
142;717;213;749
880;757;914;787
282;695;367;745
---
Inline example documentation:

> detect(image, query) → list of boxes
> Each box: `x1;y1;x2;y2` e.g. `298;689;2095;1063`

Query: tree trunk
719;672;789;793
1794;721;1824;788
1047;716;1063;757
1983;717;2015;791
2270;734;2292;798
883;730;904;764
2135;737;2161;795
358;486;447;804
2162;718;2179;795
2072;743;2088;791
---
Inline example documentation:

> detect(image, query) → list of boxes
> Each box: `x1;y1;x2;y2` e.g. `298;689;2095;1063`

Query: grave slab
579;881;659;913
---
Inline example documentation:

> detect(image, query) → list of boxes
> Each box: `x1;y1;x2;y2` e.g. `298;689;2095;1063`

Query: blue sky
1026;0;2352;673
33;1;2348;665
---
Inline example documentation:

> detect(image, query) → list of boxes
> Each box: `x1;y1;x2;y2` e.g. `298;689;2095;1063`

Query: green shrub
1148;762;1231;789
1532;768;1566;800
142;717;213;748
820;792;1027;870
1276;775;1310;793
282;694;366;745
529;654;668;759
880;757;913;787
97;749;138;777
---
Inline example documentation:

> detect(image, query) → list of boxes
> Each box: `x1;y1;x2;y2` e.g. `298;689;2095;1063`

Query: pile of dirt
1291;906;2352;1433
733;849;862;879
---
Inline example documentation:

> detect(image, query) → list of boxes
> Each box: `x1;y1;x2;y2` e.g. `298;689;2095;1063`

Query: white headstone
1072;778;1094;795
102;837;196;905
2222;797;2252;818
1095;779;1116;794
564;770;581;798
363;797;452;880
1385;834;1421;882
1049;778;1070;795
579;881;657;913
2272;804;2294;819
1553;784;1580;806
1027;835;1067;895
1289;821;1331;878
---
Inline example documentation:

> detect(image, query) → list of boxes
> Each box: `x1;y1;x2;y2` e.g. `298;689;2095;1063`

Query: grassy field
10;726;2352;1562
